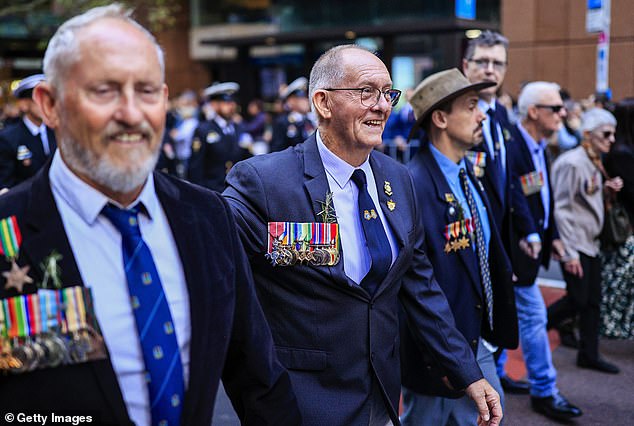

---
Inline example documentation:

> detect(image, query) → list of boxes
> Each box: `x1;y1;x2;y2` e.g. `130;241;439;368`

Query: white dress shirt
49;152;191;426
22;117;50;156
478;99;507;175
316;131;398;285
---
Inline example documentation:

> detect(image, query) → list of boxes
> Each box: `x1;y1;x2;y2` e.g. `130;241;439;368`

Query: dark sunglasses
597;130;616;139
535;104;565;113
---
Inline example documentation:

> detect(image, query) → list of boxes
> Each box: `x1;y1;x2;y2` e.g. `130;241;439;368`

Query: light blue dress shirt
430;144;491;254
49;152;190;426
22;117;50;156
316;131;398;285
517;122;551;231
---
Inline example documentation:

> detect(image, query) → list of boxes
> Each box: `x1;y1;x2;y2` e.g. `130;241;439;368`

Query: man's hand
465;378;503;426
605;176;623;192
551;239;566;261
519;238;541;259
564;258;583;278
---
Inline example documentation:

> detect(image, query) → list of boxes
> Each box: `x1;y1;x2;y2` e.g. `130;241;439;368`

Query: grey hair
580;107;617;133
517;81;561;120
464;30;509;60
43;3;165;96
308;44;374;116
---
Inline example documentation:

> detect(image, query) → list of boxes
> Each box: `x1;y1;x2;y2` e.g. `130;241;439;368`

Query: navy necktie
459;169;494;329
487;108;506;188
351;169;392;296
102;204;184;426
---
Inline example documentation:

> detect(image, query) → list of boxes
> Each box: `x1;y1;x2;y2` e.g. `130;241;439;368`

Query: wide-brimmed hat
203;82;240;101
12;74;45;99
407;68;495;140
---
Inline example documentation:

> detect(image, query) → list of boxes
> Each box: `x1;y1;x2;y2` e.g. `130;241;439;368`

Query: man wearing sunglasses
506;81;583;421
224;45;501;426
548;108;623;375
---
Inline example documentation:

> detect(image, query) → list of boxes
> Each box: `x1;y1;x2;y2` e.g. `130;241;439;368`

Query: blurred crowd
0;26;633;424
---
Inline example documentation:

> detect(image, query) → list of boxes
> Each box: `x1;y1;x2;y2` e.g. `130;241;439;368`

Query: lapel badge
206;131;220;144
370;209;378;219
364;210;371;220
16;145;32;161
384;181;393;196
387;199;396;211
503;128;511;141
444;193;455;203
192;138;202;152
448;206;456;216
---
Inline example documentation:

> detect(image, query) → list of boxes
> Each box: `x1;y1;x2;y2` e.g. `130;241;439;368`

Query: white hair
43;3;165;96
308;44;374;117
581;107;617;132
517;81;561;119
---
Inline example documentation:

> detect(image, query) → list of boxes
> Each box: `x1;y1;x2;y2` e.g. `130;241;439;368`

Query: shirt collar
429;143;467;180
316;130;372;189
478;98;496;113
22;117;41;136
518;122;547;153
49;150;158;226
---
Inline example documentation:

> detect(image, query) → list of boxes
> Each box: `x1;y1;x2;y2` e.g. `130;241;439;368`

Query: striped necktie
459;169;494;329
102;203;184;426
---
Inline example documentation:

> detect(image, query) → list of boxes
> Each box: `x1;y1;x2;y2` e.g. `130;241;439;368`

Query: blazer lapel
420;147;481;295
20;166;131;425
154;173;205;422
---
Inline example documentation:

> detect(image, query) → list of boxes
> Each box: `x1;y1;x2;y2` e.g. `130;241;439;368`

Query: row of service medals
266;222;340;267
0;215;106;373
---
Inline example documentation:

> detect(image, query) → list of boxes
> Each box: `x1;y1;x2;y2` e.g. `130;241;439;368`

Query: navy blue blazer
507;124;559;286
403;142;518;397
187;118;251;192
0;120;56;189
0;165;300;425
223;134;483;426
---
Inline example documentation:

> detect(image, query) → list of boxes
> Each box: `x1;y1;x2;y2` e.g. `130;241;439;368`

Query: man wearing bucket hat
401;69;518;425
0;74;57;190
187;82;251;191
270;76;316;153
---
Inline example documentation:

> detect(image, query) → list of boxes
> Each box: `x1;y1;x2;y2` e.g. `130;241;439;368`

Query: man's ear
430;110;447;130
33;82;60;129
527;105;539;121
461;58;469;74
312;91;331;120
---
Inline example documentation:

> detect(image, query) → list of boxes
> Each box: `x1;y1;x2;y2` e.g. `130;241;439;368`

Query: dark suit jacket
0;120;56;189
507;124;559;286
223;134;483;426
270;113;314;153
403;143;518;397
471;102;533;254
187;118;251;192
0;165;300;425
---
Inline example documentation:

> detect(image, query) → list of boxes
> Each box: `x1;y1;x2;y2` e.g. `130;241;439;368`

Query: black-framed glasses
324;87;402;107
535;104;565;113
467;58;507;72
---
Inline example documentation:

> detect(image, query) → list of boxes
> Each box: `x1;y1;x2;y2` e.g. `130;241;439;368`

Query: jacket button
471;339;478;347
475;304;482;310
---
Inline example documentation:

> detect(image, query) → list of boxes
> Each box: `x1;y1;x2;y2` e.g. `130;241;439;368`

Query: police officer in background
187;82;251;192
0;74;57;190
270;77;316;153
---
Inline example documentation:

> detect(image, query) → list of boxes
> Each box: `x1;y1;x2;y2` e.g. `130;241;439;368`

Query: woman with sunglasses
547;108;623;374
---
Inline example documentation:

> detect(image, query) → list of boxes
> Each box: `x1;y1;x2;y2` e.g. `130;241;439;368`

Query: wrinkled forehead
341;49;392;87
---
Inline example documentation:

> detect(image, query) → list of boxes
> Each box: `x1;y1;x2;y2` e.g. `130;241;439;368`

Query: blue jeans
401;340;503;426
513;284;558;397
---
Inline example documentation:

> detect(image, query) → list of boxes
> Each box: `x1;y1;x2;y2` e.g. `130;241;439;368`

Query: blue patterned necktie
459;169;494;329
351;169;392;296
102;203;184;426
